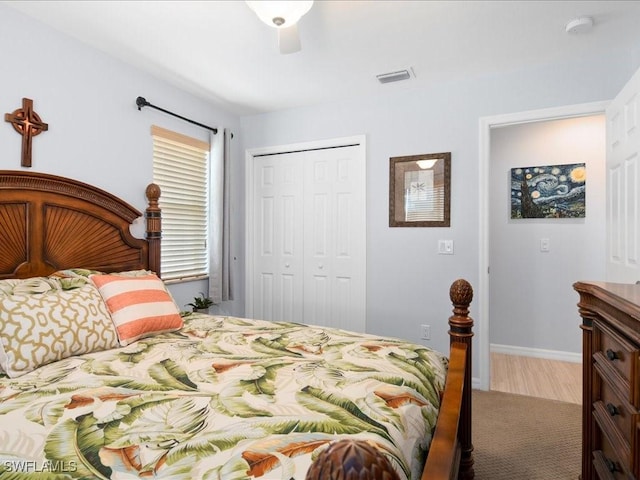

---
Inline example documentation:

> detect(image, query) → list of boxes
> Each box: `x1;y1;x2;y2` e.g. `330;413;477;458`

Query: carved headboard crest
0;170;161;279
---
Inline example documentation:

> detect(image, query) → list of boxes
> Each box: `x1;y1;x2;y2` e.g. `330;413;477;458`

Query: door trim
477;101;608;390
245;134;367;319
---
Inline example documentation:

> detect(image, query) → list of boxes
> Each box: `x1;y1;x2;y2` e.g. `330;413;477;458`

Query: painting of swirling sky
511;163;586;218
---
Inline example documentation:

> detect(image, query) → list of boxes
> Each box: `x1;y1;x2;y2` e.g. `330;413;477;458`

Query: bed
0;170;475;480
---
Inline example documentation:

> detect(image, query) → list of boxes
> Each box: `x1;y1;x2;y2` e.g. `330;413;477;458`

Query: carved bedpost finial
305;439;400;480
449;279;473;341
145;183;162;276
450;278;473;322
145;183;161;208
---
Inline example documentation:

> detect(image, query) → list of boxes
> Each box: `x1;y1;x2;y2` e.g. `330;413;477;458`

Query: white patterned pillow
0;280;119;378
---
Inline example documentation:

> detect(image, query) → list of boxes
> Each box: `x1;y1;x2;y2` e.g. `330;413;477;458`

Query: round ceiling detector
565;16;594;34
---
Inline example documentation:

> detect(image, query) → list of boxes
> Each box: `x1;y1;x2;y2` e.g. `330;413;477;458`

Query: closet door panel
303;147;365;331
253;154;303;322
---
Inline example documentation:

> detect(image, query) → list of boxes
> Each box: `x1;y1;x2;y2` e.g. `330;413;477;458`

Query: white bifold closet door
251;143;366;332
606;65;640;283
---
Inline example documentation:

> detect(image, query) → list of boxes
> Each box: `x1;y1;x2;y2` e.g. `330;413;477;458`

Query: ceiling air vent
376;69;412;84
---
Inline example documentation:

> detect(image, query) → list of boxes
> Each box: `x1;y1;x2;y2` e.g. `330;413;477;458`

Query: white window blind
151;125;210;281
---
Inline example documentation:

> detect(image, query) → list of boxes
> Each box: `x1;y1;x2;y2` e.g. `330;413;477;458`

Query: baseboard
472;376;482;390
490;343;581;364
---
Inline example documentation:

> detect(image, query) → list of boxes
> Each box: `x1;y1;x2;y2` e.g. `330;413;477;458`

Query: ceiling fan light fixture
246;1;313;29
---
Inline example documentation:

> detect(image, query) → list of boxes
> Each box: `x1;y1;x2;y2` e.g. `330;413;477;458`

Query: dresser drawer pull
605;349;619;361
605;457;620;473
604;457;620;473
605;403;619;416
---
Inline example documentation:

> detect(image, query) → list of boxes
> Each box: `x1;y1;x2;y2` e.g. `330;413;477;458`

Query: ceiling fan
246;1;314;54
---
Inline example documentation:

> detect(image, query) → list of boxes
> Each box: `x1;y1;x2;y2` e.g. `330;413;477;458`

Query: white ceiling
6;1;640;116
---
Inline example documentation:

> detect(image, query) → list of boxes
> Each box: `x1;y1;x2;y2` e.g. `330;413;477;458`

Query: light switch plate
438;240;454;255
540;238;550;252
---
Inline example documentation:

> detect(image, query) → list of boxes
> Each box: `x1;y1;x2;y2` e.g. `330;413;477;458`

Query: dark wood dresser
574;281;640;480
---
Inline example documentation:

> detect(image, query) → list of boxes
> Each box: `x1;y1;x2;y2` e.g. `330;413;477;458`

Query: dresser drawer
594;364;636;441
593;450;627;480
593;432;631;480
593;319;640;407
593;400;631;472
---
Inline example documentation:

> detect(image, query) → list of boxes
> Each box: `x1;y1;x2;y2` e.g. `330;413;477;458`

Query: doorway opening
477;101;608;391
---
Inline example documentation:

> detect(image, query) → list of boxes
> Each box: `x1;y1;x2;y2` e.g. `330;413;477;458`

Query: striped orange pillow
90;273;183;346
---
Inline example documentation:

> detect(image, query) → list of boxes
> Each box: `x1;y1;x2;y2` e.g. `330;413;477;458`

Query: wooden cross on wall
5;98;48;167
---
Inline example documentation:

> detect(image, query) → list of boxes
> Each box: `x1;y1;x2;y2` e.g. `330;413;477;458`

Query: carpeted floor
472;389;581;479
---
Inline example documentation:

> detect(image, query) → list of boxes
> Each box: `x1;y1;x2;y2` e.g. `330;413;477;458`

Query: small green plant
187;292;214;312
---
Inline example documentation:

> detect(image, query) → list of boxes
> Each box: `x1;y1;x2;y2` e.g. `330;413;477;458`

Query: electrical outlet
421;324;431;340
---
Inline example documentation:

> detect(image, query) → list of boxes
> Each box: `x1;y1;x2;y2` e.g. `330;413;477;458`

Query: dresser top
574;280;640;324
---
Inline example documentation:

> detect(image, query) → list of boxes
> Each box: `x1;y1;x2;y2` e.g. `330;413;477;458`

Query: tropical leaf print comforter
0;314;448;480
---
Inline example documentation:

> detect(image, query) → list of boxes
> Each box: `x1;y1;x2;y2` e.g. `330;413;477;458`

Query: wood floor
490;352;582;404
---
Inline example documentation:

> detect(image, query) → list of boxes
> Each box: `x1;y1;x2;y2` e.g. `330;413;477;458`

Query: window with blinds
151;125;210;281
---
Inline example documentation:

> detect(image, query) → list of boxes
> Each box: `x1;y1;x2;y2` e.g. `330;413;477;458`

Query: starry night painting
511;163;586;219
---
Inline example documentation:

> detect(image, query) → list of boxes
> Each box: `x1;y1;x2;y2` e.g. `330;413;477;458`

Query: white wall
240;51;640;365
0;4;244;315
3;3;640;373
489;116;606;357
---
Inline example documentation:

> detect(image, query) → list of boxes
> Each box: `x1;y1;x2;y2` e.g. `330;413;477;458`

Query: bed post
145;183;161;276
449;279;474;479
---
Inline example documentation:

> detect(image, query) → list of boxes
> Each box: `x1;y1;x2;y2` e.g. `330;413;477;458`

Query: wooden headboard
0;170;161;279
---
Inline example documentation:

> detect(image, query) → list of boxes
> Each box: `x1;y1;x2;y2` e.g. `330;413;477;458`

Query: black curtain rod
136;96;217;134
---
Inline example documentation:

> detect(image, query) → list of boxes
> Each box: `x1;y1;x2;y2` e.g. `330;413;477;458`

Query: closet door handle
285;263;290;268
606;403;619;416
318;264;324;270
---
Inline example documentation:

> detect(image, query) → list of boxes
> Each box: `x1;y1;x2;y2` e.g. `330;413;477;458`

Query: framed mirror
389;152;451;227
